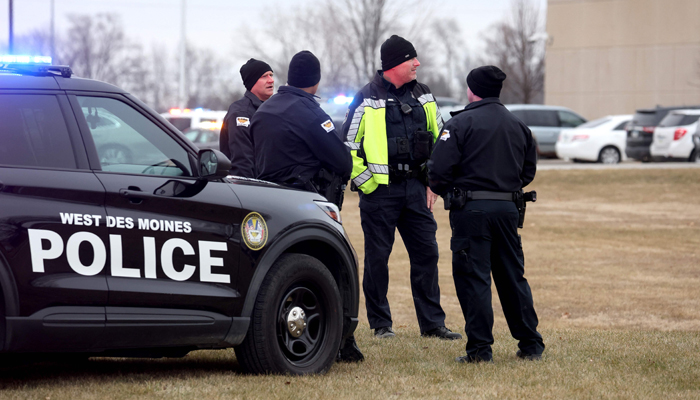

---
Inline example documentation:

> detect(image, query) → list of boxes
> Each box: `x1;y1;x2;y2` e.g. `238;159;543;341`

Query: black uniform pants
450;200;544;360
359;178;446;333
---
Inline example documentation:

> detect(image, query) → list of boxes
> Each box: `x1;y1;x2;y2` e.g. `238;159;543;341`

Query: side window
77;96;192;177
558;111;586;128
0;94;76;169
526;110;559;127
510;110;529;125
613;120;630;131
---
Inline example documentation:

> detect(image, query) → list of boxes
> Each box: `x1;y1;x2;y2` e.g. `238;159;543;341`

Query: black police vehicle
0;58;359;375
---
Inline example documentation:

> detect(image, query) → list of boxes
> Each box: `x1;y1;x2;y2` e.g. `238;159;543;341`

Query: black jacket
220;91;263;177
252;86;352;187
428;97;537;196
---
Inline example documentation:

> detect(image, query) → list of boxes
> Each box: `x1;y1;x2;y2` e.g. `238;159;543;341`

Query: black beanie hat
287;50;321;88
240;58;273;92
466;65;507;98
381;35;417;71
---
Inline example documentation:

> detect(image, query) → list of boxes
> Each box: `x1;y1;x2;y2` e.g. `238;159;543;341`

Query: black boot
336;335;364;362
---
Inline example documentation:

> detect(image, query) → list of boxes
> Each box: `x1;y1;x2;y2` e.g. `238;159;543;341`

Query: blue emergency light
0;55;53;64
333;95;353;105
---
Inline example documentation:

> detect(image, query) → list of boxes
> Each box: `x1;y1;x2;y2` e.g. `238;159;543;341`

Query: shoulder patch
321;119;335;132
236;117;250;127
440;130;451;141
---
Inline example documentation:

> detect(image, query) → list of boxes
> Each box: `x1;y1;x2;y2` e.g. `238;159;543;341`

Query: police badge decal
242;212;268;250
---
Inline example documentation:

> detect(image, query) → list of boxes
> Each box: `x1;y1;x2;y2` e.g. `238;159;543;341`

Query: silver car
506;104;587;157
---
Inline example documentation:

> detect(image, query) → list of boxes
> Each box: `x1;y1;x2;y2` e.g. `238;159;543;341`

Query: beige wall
545;0;700;119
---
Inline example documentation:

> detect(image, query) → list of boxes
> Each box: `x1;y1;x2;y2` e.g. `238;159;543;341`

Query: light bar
0;55;52;64
333;95;353;105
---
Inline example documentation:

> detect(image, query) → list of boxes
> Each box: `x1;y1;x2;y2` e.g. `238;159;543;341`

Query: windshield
577;117;610;129
631;111;666;127
658;113;700;127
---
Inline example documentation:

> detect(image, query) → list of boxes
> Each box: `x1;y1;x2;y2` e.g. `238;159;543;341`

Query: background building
545;0;700;119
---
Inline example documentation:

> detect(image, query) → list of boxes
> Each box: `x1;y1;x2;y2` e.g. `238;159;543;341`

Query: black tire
234;254;342;375
690;150;700;163
598;146;621;164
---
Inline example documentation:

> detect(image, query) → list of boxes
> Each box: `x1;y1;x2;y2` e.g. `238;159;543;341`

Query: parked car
505;104;587;157
436;96;465;122
161;108;226;132
0;59;359;375
650;109;700;162
182;127;220;151
556;114;632;164
625;105;700;162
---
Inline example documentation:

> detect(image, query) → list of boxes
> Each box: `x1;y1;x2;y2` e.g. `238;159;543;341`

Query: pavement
537;159;700;170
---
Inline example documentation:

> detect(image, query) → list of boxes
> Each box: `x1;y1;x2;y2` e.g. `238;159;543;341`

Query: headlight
315;201;342;224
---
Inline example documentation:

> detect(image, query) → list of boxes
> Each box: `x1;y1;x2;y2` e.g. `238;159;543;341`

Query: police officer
342;35;461;340
428;65;545;363
251;50;363;362
219;58;274;177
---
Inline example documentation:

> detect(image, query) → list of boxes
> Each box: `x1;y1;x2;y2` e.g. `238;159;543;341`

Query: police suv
0;57;359;375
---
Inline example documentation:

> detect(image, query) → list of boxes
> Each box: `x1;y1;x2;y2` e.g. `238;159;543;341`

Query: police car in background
0;56;360;375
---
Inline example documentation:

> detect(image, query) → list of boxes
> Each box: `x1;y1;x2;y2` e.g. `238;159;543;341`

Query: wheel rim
276;285;325;365
600;148;620;164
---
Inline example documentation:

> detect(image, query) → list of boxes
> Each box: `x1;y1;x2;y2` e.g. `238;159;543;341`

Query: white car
556;114;631;163
161;108;226;132
650;109;700;161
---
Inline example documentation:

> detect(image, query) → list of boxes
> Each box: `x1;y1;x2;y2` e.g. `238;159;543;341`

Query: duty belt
467;190;515;201
388;163;420;182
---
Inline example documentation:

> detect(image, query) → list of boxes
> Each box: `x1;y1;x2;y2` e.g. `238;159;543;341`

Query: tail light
642;126;655;133
572;134;589;141
673;128;687;141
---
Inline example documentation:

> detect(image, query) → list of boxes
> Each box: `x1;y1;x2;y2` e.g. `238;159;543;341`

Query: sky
0;0;548;57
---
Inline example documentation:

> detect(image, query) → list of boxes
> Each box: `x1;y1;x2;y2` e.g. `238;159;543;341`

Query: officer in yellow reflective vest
342;35;461;340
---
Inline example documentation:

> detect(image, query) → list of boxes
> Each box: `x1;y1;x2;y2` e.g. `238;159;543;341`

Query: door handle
119;186;147;204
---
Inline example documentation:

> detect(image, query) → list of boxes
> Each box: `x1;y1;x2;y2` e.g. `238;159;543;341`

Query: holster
313;168;347;211
443;187;467;210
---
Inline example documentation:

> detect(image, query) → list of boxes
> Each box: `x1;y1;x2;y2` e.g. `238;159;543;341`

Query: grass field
1;169;699;399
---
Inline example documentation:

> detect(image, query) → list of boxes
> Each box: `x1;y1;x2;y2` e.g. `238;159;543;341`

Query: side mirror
198;149;231;179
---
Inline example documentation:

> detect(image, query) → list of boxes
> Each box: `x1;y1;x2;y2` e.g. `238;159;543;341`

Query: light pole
8;0;14;54
178;0;186;109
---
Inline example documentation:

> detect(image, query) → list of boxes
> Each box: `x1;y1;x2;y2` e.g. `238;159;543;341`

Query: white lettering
184;222;192;233
164;220;174;232
66;232;106;276
138;218;149;230
150;219;160;231
28;229;63;273
143;236;157;279
161;238;195;281
107;216;116;228
115;216;126;229
199;241;230;283
174;221;183;233
93;215;102;227
125;217;134;229
74;214;84;225
110;235;140;278
60;213;74;225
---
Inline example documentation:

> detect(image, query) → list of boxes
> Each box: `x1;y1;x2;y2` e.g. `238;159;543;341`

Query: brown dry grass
1;169;699;399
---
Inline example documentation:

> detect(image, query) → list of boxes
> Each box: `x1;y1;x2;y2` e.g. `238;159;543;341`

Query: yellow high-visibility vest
345;77;442;194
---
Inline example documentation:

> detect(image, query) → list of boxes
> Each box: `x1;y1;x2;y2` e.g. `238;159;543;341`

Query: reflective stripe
368;163;389;175
346;98;387;143
353;169;372;187
345;142;361;150
417;93;435;105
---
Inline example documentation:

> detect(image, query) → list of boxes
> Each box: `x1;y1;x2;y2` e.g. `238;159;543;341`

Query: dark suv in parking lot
625;105;700;162
0;61;359;374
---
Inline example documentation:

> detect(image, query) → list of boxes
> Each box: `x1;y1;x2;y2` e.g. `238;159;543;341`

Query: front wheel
598;146;621;164
234;254;342;375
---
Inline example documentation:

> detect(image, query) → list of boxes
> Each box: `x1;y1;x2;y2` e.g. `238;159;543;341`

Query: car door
69;93;244;347
0;92;107;351
526;110;560;154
